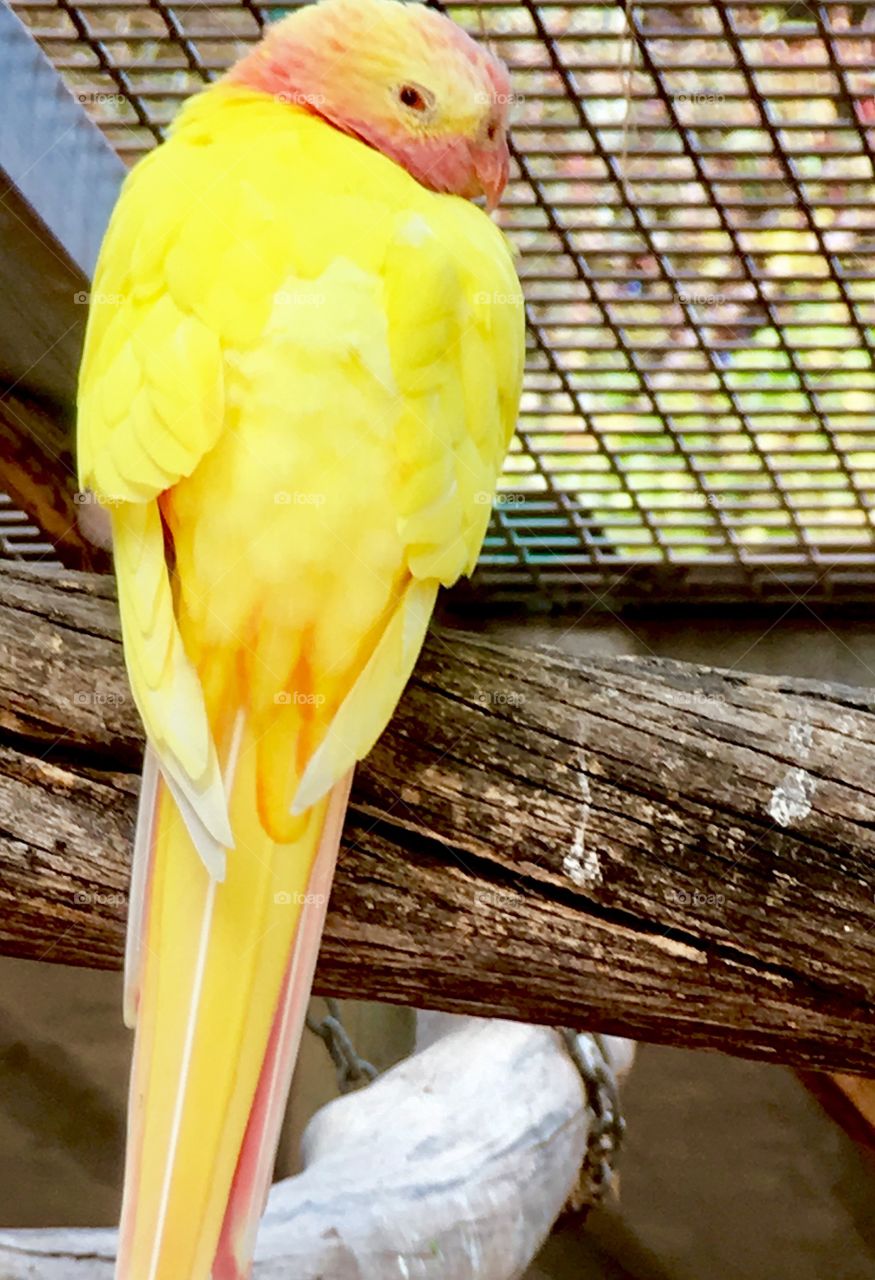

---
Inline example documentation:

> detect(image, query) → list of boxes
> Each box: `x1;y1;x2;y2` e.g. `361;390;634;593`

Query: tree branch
2;562;875;1073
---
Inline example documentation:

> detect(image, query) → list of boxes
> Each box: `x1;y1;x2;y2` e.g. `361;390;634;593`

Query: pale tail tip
289;761;326;816
122;993;137;1030
189;819;228;882
184;810;228;881
160;768;232;880
289;791;310;818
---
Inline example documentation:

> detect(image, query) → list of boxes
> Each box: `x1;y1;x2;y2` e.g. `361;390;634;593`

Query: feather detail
291;579;437;814
212;769;353;1280
143;710;244;1280
111;502;233;875
116;708;331;1280
123;745;160;1028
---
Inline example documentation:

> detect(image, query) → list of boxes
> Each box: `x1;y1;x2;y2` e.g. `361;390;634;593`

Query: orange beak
474;142;510;212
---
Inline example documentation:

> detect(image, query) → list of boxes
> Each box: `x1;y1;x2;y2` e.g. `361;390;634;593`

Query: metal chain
305;998;379;1095
559;1029;626;1213
306;1007;624;1202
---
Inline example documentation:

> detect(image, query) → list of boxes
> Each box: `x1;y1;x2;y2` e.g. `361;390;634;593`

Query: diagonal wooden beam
1;561;875;1074
0;4;124;570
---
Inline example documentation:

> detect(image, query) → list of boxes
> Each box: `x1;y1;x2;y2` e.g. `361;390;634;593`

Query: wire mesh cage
9;0;875;608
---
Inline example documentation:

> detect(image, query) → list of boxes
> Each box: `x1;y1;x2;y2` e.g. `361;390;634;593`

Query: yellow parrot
76;0;524;1276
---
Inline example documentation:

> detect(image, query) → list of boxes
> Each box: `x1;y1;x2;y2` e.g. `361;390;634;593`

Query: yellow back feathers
79;79;523;851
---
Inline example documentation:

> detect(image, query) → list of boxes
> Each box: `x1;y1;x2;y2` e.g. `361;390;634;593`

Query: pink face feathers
226;0;513;209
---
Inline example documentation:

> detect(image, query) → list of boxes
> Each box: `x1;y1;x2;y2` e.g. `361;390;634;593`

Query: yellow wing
76;119;281;869
78;151;223;504
292;200;524;809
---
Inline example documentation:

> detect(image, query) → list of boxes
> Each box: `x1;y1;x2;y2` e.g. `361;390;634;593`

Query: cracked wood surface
1;562;874;1072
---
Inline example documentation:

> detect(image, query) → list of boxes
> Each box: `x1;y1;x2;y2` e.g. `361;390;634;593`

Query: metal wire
305;998;379;1094
559;1028;625;1212
11;0;875;607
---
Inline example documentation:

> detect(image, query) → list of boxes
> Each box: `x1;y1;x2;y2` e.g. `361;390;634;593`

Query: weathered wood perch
0;1015;633;1280
2;562;875;1073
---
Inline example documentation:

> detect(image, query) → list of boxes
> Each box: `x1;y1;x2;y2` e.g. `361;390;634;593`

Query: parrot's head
227;0;513;209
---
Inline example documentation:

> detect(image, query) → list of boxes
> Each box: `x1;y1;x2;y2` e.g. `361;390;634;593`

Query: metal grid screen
10;0;875;607
0;493;58;559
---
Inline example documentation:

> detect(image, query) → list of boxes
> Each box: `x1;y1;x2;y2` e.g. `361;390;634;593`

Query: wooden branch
2;562;875;1073
0;1016;633;1279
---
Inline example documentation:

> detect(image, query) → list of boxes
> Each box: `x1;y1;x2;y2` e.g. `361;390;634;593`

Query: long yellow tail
117;711;348;1280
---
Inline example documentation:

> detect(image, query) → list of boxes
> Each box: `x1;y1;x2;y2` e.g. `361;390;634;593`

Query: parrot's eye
486;121;498;142
398;83;430;112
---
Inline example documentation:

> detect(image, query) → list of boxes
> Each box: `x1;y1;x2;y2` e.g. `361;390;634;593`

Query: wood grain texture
1;562;875;1073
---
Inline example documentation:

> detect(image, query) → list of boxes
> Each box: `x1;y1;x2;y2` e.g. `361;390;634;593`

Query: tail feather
212;769;352;1280
124;745;160;1029
116;712;343;1280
